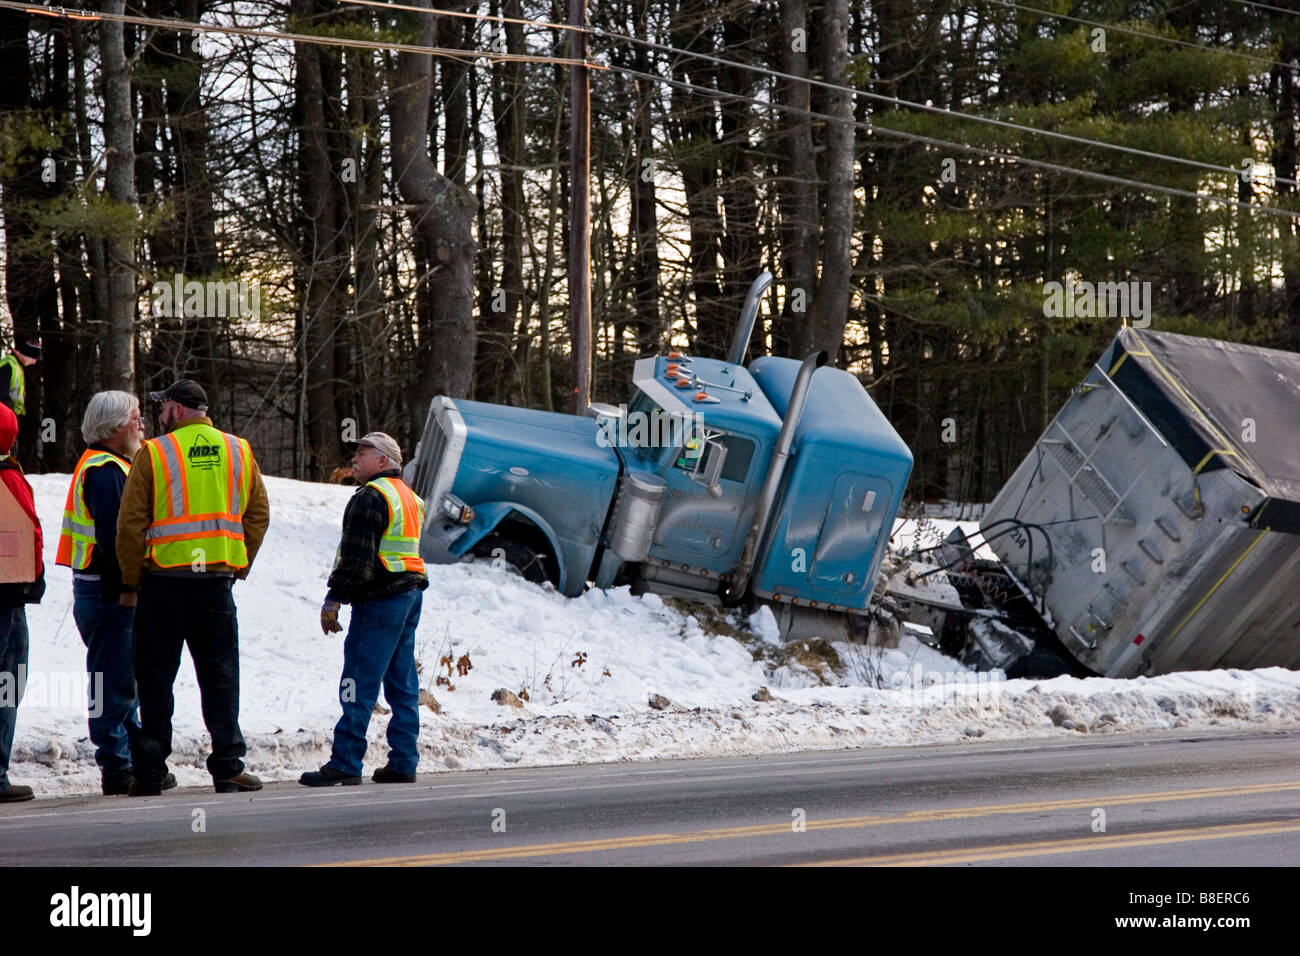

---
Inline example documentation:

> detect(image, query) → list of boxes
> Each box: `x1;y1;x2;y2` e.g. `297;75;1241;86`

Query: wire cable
10;0;602;68
988;0;1290;70
1225;0;1300;19
329;0;1300;188
610;59;1300;220
16;0;1291;193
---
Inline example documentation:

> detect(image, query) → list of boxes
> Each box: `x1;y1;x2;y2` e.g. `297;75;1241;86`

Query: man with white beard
56;392;173;796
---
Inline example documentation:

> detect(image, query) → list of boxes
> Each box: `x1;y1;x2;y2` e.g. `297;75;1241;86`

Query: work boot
127;773;178;797
214;771;262;793
102;769;134;796
299;765;361;787
372;765;416;784
0;782;33;802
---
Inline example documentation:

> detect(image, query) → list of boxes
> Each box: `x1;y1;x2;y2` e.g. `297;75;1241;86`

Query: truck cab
404;273;913;635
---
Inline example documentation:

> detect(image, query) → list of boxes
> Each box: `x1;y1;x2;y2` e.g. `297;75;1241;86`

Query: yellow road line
803;818;1300;867
319;780;1300;867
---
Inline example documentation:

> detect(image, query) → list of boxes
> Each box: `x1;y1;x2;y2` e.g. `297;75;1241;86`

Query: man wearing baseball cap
0;336;40;416
301;432;428;787
117;379;271;794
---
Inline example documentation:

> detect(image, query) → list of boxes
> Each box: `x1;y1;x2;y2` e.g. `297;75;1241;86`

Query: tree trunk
389;0;477;407
1273;37;1300;348
0;12;60;466
629;0;660;356
99;0;138;392
70;22;109;384
567;0;591;412
670;0;725;355
476;0;527;406
718;17;760;344
348;46;384;428
170;0;223;410
809;0;855;363
293;0;344;478
777;0;819;357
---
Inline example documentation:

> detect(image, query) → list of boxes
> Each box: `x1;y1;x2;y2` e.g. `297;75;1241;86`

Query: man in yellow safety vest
0;336;40;416
300;432;428;787
117;380;270;795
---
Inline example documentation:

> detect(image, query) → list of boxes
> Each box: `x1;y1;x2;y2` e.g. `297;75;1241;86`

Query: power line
23;0;1277;192
328;0;1300;189
1225;0;1300;19
12;0;1296;217
11;0;601;68
988;0;1290;70
19;0;1285;202
334;0;583;35
610;61;1300;221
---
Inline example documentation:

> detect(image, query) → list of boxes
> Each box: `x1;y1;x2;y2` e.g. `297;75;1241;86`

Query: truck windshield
625;390;681;463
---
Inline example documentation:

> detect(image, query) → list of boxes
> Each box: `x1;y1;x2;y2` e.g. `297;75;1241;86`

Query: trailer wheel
1006;645;1072;679
471;531;557;588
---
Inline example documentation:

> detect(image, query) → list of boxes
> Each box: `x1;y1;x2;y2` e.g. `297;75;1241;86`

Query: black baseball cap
148;379;208;411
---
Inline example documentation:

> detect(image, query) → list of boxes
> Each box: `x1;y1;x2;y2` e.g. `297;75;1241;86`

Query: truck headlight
441;494;474;524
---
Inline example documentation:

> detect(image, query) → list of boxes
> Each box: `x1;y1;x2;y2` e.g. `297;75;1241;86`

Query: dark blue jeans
328;587;422;776
72;578;139;775
0;606;29;788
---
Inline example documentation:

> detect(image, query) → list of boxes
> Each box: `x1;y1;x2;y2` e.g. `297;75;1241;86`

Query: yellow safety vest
368;477;425;573
145;423;253;570
56;449;130;569
0;353;24;416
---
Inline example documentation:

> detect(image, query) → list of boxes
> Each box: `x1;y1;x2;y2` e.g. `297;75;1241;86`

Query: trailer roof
1106;327;1300;527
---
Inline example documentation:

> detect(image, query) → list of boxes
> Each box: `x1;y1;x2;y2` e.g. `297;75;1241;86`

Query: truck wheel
1006;645;1072;679
472;533;556;588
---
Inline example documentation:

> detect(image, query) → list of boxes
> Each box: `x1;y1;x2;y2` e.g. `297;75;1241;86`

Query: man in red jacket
0;401;44;802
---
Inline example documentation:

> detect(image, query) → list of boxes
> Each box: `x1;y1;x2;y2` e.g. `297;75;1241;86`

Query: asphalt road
3;729;1298;866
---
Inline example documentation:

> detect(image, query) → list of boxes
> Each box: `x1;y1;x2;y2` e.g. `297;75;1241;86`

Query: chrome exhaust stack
727;271;773;365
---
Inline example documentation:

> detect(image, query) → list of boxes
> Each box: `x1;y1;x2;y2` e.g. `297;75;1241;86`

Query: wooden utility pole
568;0;591;414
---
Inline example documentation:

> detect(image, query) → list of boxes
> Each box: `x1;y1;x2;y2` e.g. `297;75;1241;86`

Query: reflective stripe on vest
55;449;131;569
145;424;253;569
0;353;24;416
368;477;426;573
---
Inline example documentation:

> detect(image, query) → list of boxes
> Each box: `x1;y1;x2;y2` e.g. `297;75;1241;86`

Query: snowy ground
8;475;1299;796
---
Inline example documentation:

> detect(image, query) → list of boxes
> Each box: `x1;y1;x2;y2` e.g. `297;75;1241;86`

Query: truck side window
675;430;755;483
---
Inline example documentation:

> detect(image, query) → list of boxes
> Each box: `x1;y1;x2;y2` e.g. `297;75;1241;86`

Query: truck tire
471;532;557;588
1006;645;1072;679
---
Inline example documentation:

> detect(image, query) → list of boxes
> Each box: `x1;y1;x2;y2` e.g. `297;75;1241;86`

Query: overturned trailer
974;327;1300;677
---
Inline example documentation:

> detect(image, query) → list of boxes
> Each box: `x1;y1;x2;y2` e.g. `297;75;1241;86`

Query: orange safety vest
367;477;425;573
56;448;131;569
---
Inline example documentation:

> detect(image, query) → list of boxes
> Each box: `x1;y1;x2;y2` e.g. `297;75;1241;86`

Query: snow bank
8;475;1299;796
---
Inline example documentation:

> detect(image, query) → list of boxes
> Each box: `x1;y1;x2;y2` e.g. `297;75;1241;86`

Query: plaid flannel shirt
325;469;428;604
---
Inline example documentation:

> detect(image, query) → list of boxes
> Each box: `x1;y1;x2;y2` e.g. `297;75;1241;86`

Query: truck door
651;427;758;568
806;470;894;598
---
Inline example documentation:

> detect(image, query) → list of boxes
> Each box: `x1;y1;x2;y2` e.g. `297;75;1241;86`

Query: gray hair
81;390;140;444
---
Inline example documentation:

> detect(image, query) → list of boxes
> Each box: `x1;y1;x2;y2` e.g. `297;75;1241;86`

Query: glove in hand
320;599;343;635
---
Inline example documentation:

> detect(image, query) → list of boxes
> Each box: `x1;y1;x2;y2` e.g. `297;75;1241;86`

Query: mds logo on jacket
187;435;222;470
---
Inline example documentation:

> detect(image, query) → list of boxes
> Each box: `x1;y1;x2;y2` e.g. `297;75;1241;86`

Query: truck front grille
408;396;466;507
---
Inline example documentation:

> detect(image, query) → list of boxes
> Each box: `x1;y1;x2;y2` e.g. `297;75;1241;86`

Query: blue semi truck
404;273;913;643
